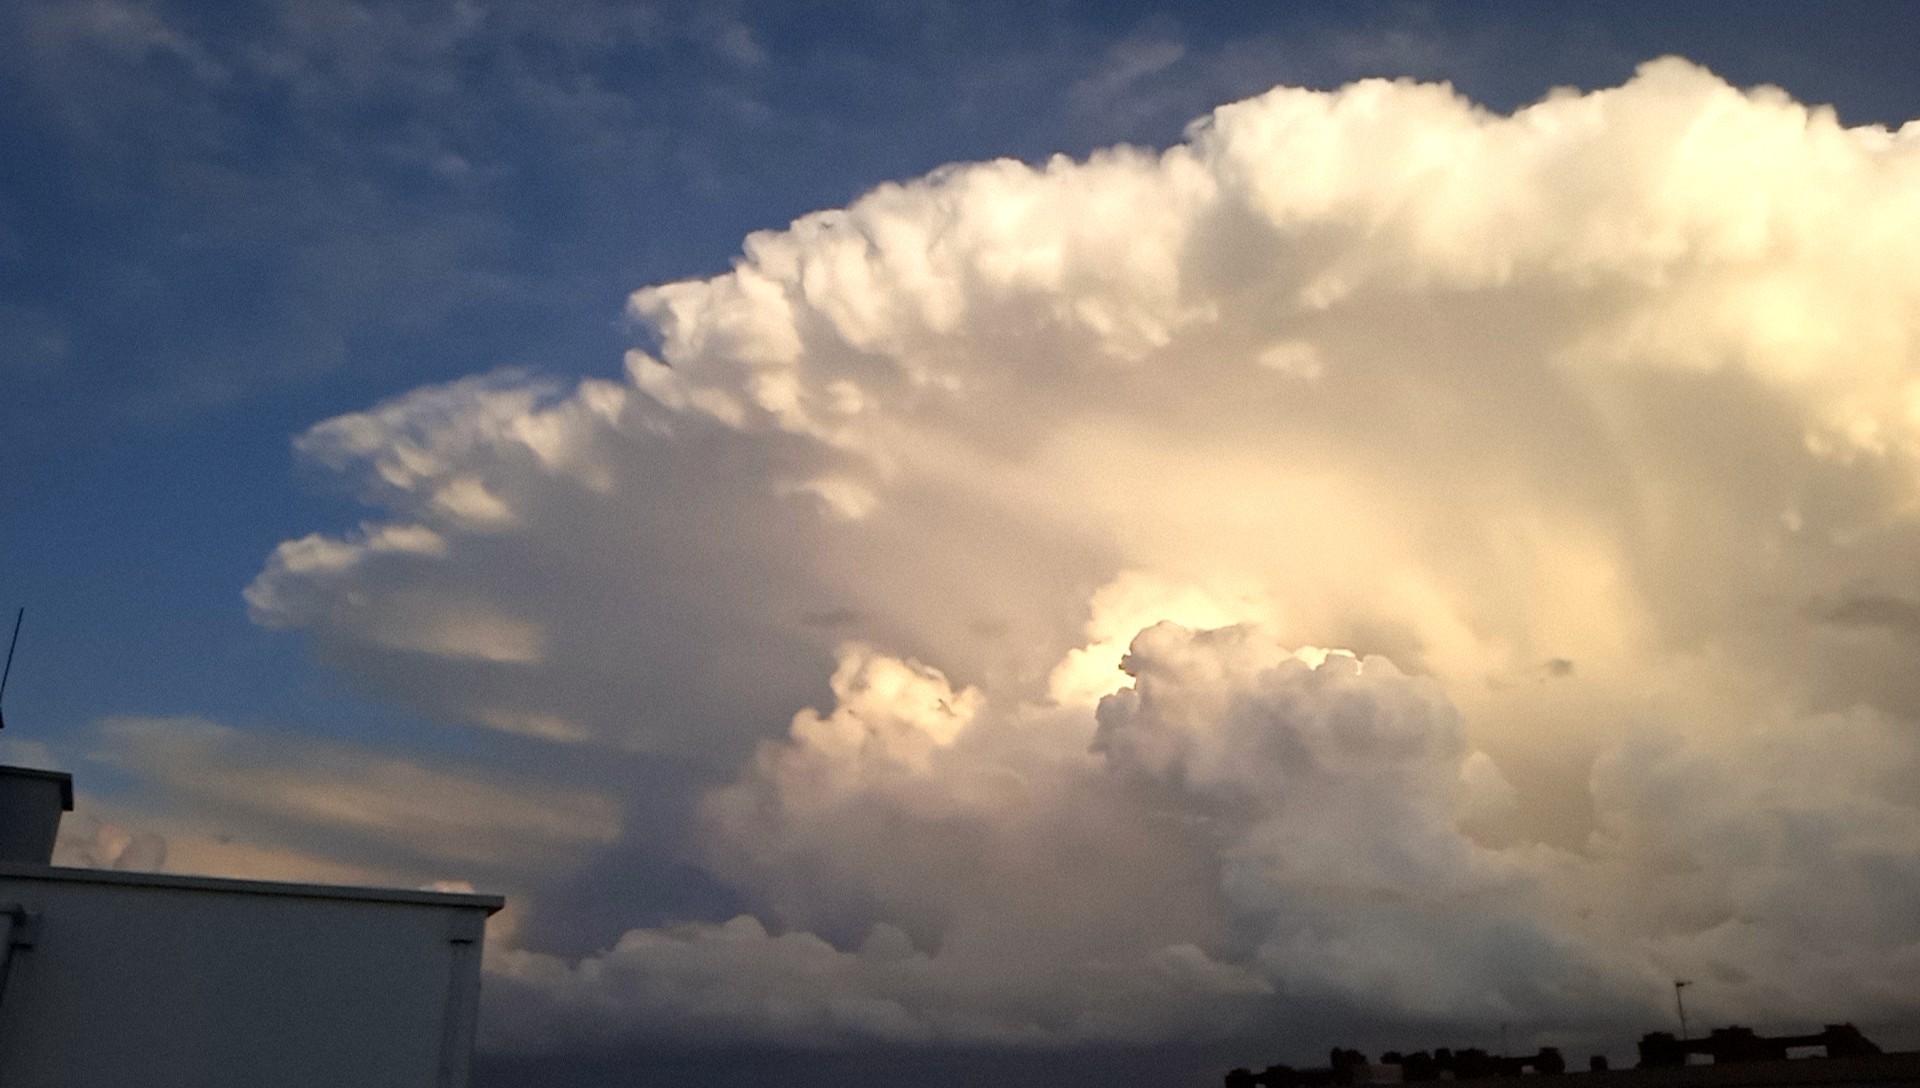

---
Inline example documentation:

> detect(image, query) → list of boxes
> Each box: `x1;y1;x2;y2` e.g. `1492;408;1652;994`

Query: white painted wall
0;863;500;1088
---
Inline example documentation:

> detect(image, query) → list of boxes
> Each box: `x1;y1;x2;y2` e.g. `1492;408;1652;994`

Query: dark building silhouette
1228;1024;1918;1088
1638;1026;1881;1068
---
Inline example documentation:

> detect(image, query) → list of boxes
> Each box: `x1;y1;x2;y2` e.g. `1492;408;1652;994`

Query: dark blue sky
8;3;1920;1084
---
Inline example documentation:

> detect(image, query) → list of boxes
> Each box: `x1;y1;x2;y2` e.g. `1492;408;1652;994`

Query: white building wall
0;863;501;1088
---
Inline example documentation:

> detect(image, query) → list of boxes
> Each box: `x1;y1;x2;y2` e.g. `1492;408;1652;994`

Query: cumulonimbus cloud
249;58;1920;1049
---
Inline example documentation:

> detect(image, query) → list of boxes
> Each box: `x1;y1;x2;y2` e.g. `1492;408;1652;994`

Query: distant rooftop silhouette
1227;1024;1919;1088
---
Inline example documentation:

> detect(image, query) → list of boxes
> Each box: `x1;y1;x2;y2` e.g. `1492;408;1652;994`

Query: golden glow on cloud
233;59;1920;1047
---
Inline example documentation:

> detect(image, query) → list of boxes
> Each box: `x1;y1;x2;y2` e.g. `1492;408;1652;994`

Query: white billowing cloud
487;635;1284;1049
248;60;1920;1048
1094;626;1488;910
1570;707;1920;1025
1092;625;1639;1023
487;914;1268;1050
490;623;1920;1048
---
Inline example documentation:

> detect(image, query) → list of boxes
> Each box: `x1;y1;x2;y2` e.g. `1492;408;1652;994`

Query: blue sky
10;2;1920;1084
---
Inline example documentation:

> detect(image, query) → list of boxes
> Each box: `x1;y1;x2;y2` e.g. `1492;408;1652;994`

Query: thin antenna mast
0;607;22;730
1674;979;1692;1041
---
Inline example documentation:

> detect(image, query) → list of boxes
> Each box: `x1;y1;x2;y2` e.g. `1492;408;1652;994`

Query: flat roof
0;862;505;914
0;765;74;810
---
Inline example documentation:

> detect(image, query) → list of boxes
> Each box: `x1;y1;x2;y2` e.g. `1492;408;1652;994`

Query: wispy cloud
67;715;620;885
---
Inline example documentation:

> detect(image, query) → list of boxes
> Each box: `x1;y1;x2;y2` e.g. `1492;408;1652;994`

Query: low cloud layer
52;717;620;894
239;59;1920;1052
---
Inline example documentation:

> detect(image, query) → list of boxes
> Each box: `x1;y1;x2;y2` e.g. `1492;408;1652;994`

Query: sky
7;2;1920;1085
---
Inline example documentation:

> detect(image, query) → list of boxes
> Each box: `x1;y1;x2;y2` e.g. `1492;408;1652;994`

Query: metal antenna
0;608;21;731
1674;979;1692;1041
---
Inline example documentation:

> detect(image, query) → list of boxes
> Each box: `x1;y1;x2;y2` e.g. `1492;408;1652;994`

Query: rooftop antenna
1673;979;1692;1041
0;607;21;731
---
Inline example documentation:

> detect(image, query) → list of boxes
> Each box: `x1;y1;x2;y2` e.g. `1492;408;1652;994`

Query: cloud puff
57;817;168;872
489;624;1920;1049
248;60;1920;1049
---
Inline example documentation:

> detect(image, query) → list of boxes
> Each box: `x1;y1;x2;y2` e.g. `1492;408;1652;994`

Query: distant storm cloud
249;59;1920;1048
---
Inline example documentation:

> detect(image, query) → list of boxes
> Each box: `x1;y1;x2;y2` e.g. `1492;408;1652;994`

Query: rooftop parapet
0;766;72;866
